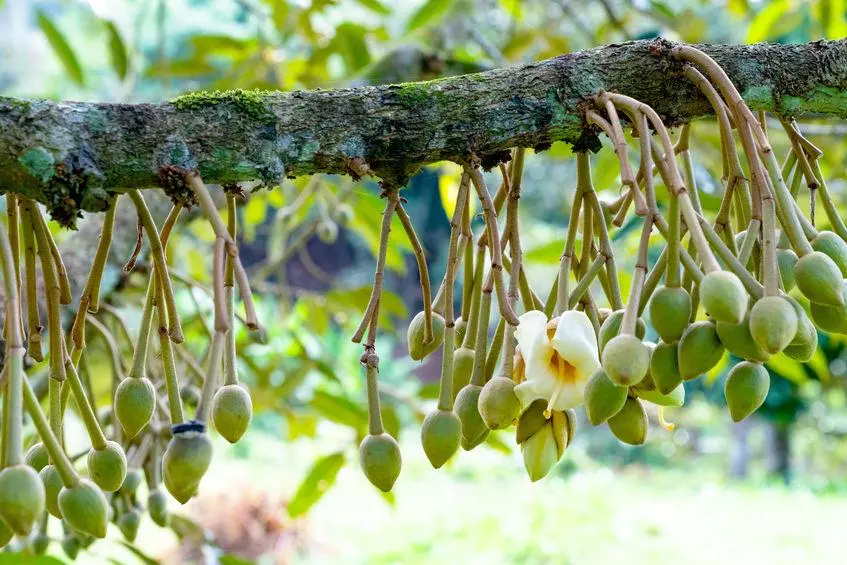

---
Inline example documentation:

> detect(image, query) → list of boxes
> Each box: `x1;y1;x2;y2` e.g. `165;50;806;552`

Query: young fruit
584;369;627;425
811;230;847;277
454;384;489;450
601;335;649;387
180;384;202;409
516;400;548;444
119;468;143;496
30;533;49;555
649;286;692;342
61;535;81;560
359;433;401;492
678;321;725;380
724;361;769;422
784;299;817;361
478;376;521;430
607;397;648;446
451;347;475;400
809;289;847;335
598;310;646;353
407;311;446;361
649;341;682;395
420;409;461;469
0;465;45;535
40;464;64;518
117;509;141;542
749;296;798;354
454;317;468;347
148;488;170;527
58;479;109;539
776;248;798;291
163;428;213;504
25;442;49;471
212;384;253;443
87;440;127;492
699;271;748;324
715;313;770;363
114;377;156;439
794;251;844;306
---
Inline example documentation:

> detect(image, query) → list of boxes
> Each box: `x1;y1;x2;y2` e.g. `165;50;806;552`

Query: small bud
148;488;170;527
598;310;646;353
649;286;692;342
794;251;844;306
454;384;489;450
749;296;798;354
478;376;521;430
87;440;127;492
59;479;109;539
61;535;81;560
607;397;648;446
784;298;817;362
25;442;49;472
715;312;770;363
724;361;769;422
40;464;63;518
0;465;44;535
163;428;213;504
454;317;468;347
117;509;142;542
649;341;683;395
451;347;475;400
119;468;144;496
359;433;402;492
520;416;565;482
809;288;847;334
114;377;156;439
811;230;847;277
699;271;748;325
776;248;798;291
601;335;649;387
30;533;49;555
584;369;627;425
678;321;725;380
212;384;253;443
420;409;461;468
516;399;548;443
406;311;446;361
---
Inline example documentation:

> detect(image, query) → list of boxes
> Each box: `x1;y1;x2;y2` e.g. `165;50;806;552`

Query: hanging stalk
500;147;524;382
459;196;474;322
32;207;71;305
396;203;434;345
555;177;584;316
19;202;42;361
70;199;117;352
62;354;107;451
436;171;470;412
470;273;494;387
223;194;240;388
195;237;227;423
22;377;79;487
3;194;22;342
0;218;25;467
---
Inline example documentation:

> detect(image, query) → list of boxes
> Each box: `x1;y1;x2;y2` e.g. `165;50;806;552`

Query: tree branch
1;39;846;225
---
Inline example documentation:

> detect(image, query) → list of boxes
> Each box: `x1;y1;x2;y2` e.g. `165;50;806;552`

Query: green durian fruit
420;409;461;469
724;361;770;422
607;397;648;446
584;368;627;425
699;271;748;325
359;433;402;492
649;286;692;342
407;311;446;361
678;321;725;380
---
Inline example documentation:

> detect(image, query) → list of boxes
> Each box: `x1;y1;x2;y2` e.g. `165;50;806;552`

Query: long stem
396;203;434;344
224;195;239;387
556;181;583;315
621;216;653;335
127;190;185;342
22;377;79;487
364;355;383;435
19;201;42;361
63;358;107;450
155;276;185;425
0;219;25;466
501;148;524;381
436;172;470;412
195;329;224;423
70;199;117;350
32;207;72;305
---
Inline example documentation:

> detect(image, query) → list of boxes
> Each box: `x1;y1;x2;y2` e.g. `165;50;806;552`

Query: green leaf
105;21;129;80
746;0;790;43
310;390;368;430
37;9;84;86
0;556;65;565
288;452;346;517
524;239;564;265
333;23;371;72
406;0;452;32
357;0;391;15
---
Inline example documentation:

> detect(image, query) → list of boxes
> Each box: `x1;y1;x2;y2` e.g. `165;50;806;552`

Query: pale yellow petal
551;310;600;379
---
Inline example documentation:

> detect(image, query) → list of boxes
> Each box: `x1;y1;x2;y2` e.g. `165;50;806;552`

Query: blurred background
2;0;847;564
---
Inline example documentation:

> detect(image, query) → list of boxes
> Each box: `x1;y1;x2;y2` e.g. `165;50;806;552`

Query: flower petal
549;382;585;412
551;310;600;379
514;378;555;409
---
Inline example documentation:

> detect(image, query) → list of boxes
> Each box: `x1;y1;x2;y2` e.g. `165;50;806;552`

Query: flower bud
454;384;489;450
678;321;724;380
649;286;692;342
148;488;170;527
478;376;521;430
649;340;682;395
25;442;49;472
359;433;401;492
699;271;748;325
87;440;127;492
40;464;63;518
163;426;213;504
811;230;847;277
584;369;627;425
520;412;567;482
724;361;769;422
61;535;81;560
114;377;156;439
117;509;141;542
715;312;769;363
454;317;468;347
59;479;109;539
451;347;475;400
420;409;461;469
777;248;798;291
598;310;645;353
406;311;446;361
607;397;648;445
794;251;844;306
749;296;798;354
212;384;253;443
516;399;547;443
784;298;817;361
119;468;144;496
0;465;44;535
809;286;847;334
30;533;49;555
601;335;649;387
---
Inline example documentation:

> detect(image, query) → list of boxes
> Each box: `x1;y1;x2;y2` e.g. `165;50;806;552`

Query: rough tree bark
1;39;846;227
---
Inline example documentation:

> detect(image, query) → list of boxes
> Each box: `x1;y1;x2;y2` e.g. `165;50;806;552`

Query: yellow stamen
544;355;568;418
658;406;676;432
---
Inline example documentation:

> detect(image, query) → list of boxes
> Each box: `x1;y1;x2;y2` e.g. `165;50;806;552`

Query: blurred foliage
2;0;847;562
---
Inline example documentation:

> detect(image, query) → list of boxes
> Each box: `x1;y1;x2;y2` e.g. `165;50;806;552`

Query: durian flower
513;310;600;416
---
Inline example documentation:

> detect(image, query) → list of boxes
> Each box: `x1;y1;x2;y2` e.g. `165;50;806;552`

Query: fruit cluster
354;45;844;489
0;174;258;555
